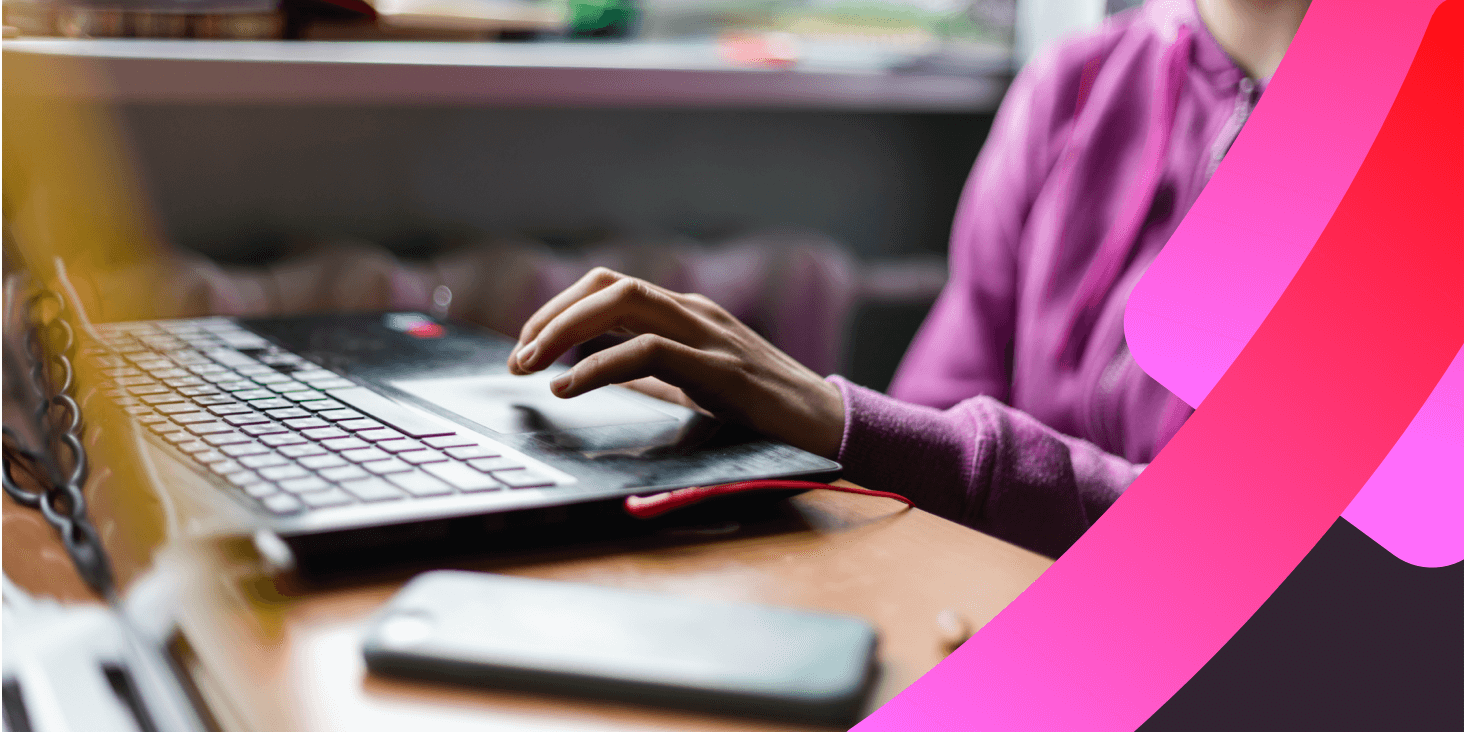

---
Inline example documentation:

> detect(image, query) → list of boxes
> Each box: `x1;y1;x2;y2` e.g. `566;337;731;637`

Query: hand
507;267;845;459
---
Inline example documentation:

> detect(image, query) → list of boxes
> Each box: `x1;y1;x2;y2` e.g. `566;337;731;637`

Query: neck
1195;0;1311;81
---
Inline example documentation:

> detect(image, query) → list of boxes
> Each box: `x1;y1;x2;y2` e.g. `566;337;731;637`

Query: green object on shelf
567;0;636;37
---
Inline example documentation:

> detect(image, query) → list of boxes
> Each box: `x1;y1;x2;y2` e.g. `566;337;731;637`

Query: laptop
90;310;842;559
7;51;838;565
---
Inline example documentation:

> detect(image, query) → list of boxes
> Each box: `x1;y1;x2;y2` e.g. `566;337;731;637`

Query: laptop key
423;434;477;449
280;443;328;458
283;417;329;430
154;402;197;415
362;459;412;475
301;427;349;441
175;440;211;454
209;403;254;415
239;452;289;468
172;412;218;425
494;468;559;489
193;395;236;406
298;453;348;470
340;447;389;463
284;390;326;402
246;398;292;410
242;422;290;436
223;443;273;458
204;432;253;446
224;412;272;425
422;462;500;492
260;493;303;515
190;450;229;464
265;407;311;420
467;457;525;473
294;370;340;382
186;422;235;435
242;482;277;499
400;449;448;465
300;399;345;411
380;439;426;454
260;432;308;447
318;465;369;482
299;487;355;509
337;418;383;432
320;437;369;452
280;476;333;495
445;445;501;460
225;470;262;487
209;460;244;475
258;465;309;482
141;393;185;405
340;477;407;502
318;409;364;422
234;389;275;401
384;471;453;497
357;428;406;443
162;431;196;444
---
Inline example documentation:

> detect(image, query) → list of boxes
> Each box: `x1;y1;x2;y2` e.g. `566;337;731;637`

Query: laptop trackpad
390;373;680;435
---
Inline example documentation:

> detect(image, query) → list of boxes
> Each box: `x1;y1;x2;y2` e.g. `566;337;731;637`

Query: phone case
361;570;878;725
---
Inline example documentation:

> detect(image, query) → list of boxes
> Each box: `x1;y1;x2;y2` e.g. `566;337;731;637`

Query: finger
550;334;731;402
508;267;623;372
518;278;706;372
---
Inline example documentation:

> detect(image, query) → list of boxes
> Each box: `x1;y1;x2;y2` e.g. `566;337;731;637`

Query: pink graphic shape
1125;0;1461;567
1341;346;1464;567
855;3;1462;730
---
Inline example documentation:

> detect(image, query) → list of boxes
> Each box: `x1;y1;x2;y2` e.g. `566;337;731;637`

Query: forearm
830;376;1141;558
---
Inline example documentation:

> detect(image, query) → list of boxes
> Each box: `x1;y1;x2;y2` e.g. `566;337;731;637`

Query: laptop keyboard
88;318;569;516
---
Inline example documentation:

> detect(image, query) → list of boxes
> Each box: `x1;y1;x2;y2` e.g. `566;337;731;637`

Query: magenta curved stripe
1125;0;1461;568
857;3;1462;731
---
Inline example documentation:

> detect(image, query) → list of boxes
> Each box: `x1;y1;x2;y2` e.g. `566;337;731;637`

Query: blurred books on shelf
0;0;567;39
2;0;1012;49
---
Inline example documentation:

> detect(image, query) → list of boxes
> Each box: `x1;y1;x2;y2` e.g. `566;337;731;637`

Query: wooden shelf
2;38;1011;111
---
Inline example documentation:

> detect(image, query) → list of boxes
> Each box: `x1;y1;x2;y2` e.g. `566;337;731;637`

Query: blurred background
3;0;1136;392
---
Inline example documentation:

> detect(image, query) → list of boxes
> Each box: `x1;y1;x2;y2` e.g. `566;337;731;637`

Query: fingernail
517;340;538;369
550;372;573;396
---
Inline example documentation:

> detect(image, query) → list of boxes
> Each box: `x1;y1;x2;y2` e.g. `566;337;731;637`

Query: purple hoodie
829;0;1268;558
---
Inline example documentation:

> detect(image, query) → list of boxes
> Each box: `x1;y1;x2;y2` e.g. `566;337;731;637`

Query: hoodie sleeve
831;376;1141;558
886;33;1111;409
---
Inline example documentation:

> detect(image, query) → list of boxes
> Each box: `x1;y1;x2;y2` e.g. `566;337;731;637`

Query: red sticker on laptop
384;313;445;339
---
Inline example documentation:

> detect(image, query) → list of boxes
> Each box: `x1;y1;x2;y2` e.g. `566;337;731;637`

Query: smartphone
361;571;878;725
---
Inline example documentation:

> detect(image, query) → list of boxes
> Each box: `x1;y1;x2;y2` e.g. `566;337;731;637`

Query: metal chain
2;283;117;603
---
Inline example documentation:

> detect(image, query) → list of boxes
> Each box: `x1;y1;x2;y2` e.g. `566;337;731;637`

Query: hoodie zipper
1204;76;1259;182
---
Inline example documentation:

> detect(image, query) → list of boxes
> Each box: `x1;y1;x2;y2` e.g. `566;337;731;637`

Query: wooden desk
4;480;1053;731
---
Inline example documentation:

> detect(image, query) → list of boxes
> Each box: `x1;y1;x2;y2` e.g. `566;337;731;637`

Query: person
504;0;1312;558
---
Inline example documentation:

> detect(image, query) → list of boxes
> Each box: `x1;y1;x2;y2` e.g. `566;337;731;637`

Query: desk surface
2;39;1011;111
4;482;1052;731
